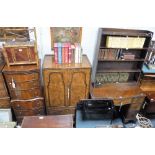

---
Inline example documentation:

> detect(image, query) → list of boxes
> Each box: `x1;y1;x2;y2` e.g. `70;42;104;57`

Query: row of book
106;36;145;48
98;49;136;60
54;42;82;64
95;72;129;85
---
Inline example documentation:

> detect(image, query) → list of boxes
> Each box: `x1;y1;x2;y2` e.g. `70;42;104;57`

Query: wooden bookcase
92;28;153;87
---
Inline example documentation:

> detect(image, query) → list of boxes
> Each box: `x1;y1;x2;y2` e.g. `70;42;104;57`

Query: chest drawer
14;108;45;117
5;72;39;83
0;89;9;98
0;73;4;82
0;98;10;108
10;87;42;100
11;98;44;110
0;82;6;89
8;80;40;90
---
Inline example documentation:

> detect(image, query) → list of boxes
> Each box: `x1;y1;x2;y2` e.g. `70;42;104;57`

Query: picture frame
50;27;82;48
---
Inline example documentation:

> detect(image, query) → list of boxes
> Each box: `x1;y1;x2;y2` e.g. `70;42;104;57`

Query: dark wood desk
90;83;146;123
91;83;145;106
21;115;73;128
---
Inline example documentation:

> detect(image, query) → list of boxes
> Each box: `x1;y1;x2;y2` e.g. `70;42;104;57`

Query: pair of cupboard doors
43;55;91;114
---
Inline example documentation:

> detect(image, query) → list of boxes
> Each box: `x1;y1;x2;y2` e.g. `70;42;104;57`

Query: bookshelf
92;28;153;87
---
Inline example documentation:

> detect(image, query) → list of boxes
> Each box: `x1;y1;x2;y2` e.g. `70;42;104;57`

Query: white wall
35;27;155;65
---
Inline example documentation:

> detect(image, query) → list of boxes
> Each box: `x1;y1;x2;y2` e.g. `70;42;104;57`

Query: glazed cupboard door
68;69;90;106
44;70;67;107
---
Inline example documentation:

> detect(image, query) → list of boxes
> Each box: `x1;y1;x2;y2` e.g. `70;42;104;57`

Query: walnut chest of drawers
43;55;91;115
3;62;45;123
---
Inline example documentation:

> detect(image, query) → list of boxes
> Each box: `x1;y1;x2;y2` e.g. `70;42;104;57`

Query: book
62;43;65;63
71;44;75;63
68;43;72;64
74;43;79;63
57;42;62;64
64;43;69;63
78;44;82;63
54;43;58;64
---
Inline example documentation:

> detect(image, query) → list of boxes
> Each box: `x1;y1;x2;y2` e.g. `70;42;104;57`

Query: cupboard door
46;71;66;107
68;69;90;106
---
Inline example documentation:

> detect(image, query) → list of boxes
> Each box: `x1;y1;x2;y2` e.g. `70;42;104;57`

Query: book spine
68;43;72;64
79;46;82;63
78;44;82;63
64;47;69;64
72;48;75;63
62;43;65;64
54;47;58;64
75;44;79;63
58;43;62;64
54;43;58;64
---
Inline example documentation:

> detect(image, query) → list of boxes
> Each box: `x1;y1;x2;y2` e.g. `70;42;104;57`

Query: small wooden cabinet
0;64;10;108
43;55;91;115
3;62;45;123
3;42;39;66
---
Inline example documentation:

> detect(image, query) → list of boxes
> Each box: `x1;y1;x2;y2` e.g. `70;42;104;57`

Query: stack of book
54;43;82;64
98;49;135;60
122;52;135;60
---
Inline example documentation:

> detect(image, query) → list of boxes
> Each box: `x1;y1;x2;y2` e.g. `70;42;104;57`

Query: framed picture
0;109;12;122
50;27;82;48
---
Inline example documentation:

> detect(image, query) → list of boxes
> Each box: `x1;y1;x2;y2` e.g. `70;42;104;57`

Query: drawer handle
11;78;16;89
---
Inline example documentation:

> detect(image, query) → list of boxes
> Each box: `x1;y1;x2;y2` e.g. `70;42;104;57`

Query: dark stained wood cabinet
43;55;91;115
2;62;45;123
90;28;153;123
91;83;146;123
92;28;153;86
0;64;10;108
